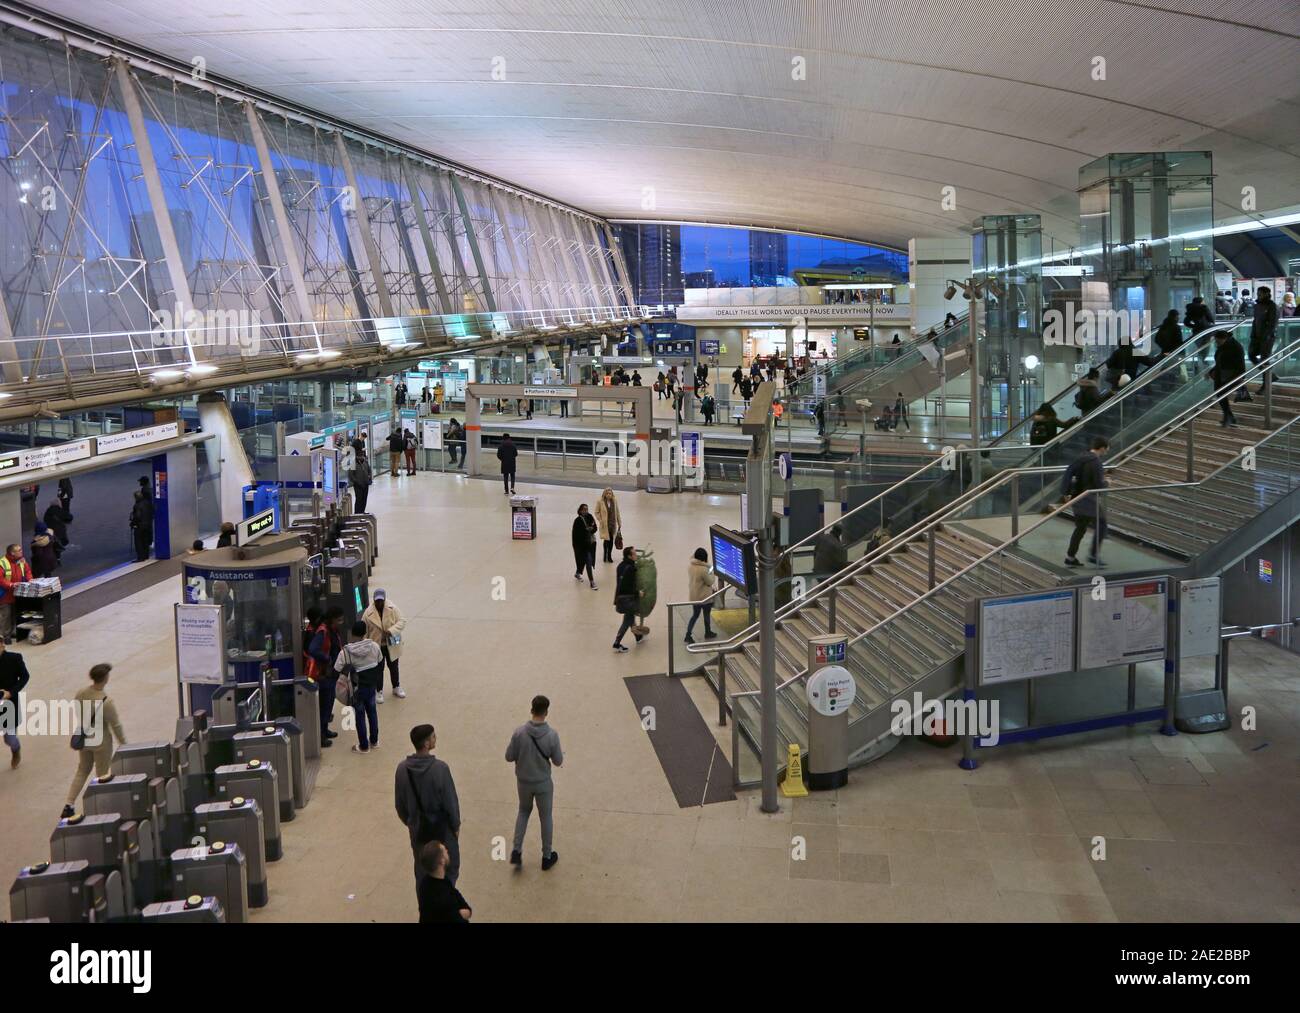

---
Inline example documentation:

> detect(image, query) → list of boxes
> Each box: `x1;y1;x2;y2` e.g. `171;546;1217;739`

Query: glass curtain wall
615;222;908;305
0;23;631;384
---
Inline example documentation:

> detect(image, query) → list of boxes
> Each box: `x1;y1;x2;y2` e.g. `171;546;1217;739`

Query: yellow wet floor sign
781;743;809;797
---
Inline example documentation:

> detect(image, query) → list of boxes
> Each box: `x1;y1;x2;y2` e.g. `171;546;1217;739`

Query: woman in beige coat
362;588;407;702
594;488;621;564
684;548;718;643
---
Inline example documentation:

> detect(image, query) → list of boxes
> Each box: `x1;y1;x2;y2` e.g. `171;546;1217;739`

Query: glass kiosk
180;534;307;716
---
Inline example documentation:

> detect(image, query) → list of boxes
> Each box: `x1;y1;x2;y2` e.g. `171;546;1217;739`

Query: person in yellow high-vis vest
0;544;33;641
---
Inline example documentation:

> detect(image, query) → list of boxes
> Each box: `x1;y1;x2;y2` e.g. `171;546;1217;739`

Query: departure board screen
710;525;756;594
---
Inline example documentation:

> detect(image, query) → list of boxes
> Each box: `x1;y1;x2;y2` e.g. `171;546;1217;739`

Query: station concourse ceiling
24;0;1300;248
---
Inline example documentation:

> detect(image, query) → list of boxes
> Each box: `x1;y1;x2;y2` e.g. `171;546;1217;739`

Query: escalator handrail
830;314;974;400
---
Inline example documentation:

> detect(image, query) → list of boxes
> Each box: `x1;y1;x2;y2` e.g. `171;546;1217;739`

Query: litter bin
805;635;854;790
510;495;538;540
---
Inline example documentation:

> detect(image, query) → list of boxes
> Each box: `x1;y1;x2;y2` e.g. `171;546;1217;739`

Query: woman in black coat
30;522;59;577
571;504;598;590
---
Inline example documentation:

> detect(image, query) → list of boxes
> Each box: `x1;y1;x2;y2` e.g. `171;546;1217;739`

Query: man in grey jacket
395;724;461;886
505;695;563;871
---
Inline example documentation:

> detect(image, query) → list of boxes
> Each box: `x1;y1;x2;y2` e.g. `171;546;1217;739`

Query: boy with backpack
335;620;383;753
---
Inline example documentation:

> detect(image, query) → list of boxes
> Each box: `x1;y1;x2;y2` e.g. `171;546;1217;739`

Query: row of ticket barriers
11;698;315;923
8;498;384;923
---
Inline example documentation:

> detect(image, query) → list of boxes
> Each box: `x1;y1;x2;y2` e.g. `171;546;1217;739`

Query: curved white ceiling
28;0;1300;248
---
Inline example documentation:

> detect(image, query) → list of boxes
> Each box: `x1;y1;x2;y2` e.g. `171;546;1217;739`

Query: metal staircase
692;324;1300;784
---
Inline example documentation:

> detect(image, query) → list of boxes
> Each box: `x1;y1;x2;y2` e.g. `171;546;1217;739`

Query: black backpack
405;764;446;845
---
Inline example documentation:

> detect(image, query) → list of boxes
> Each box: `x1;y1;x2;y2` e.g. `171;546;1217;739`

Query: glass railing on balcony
2;304;643;395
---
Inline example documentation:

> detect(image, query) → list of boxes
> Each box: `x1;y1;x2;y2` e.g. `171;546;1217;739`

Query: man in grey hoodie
505;695;563;871
395;723;461;886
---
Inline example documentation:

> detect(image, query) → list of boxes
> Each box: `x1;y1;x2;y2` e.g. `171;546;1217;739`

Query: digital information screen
710;524;756;595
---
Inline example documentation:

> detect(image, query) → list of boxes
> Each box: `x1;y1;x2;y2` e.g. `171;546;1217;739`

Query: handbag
335;647;356;707
405;765;445;845
614;531;623;550
614;593;637;614
71;699;102;751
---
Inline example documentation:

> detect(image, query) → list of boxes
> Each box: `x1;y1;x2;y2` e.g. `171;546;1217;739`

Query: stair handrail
827;397;1300;708
684;459;1043;657
1102;328;1300;471
772;322;1244;574
983;321;1226;448
1102;408;1300;496
725;347;1300;742
684;322;1298;659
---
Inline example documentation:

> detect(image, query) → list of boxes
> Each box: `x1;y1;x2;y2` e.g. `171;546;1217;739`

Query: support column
0;292;22;384
403;168;454;315
582;218;618;308
488;189;533;312
449;175;498;313
196;393;256;525
246;104;318;334
1150;154;1171;319
334;134;396;319
546;205;587;315
114;58;196;357
465;386;482;475
602;222;637;311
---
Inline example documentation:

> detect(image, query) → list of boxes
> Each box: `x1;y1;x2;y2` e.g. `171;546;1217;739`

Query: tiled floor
1;473;1296;922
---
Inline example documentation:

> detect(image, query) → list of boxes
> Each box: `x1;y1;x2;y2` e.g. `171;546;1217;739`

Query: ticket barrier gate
111;741;175;780
49;814;151;916
324;553;368;626
234;723;301;819
339;535;371;576
341;514;377;564
143;896;226;923
9;861;91;922
214;761;282;860
290;518;327;556
193;798;268;908
82;773;181;858
168;842;249;923
278;677;321;761
211;678;317;798
337;517;373;563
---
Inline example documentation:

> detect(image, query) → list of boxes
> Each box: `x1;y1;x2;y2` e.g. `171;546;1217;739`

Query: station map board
1077;578;1168;670
978;589;1076;686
